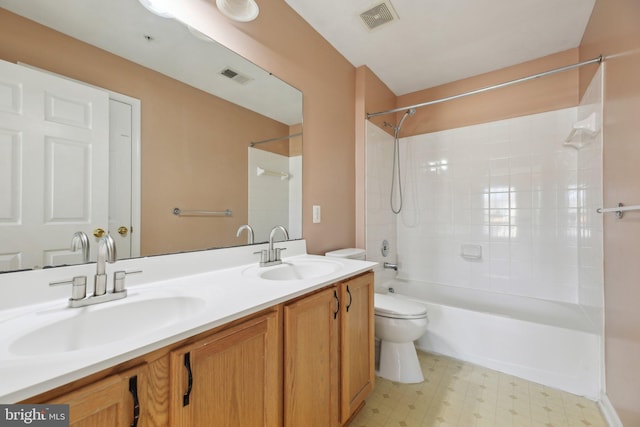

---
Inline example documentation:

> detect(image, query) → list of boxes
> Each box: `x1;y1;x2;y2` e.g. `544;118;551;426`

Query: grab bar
596;203;640;219
173;208;232;217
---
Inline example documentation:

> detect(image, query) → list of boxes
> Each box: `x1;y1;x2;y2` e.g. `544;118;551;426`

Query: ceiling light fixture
216;0;259;22
138;0;174;19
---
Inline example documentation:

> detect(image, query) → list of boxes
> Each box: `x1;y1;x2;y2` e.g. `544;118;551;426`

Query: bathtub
382;279;602;399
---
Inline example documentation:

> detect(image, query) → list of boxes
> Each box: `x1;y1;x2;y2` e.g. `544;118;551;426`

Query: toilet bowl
375;293;428;383
323;249;428;383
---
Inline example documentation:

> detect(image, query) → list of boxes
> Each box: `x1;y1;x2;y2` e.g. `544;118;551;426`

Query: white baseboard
599;394;623;427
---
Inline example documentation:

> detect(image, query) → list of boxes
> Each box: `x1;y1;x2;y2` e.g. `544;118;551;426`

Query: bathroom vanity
0;240;375;426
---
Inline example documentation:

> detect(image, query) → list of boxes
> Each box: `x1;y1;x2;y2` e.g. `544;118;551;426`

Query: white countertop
0;241;376;402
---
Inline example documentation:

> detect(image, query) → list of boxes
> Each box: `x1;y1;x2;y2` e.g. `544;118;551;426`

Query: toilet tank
325;248;366;260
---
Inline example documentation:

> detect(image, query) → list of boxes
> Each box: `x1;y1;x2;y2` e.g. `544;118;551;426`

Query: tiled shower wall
366;72;603;306
367;111;589;305
576;66;604;328
394;108;581;302
365;123;399;285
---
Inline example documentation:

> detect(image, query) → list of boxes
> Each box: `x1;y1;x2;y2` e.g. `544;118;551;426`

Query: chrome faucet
257;225;289;267
236;224;255;244
71;231;90;263
95;234;117;296
50;233;142;308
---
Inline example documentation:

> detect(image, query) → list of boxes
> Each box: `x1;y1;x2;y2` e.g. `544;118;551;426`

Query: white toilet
374;293;428;383
324;248;429;384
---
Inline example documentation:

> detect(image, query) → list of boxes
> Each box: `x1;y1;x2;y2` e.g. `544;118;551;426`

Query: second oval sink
247;259;342;281
9;296;206;356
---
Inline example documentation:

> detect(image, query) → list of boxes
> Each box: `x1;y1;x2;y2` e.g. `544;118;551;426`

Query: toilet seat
375;293;427;320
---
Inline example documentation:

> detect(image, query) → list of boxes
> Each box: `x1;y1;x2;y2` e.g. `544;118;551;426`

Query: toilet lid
375;293;427;319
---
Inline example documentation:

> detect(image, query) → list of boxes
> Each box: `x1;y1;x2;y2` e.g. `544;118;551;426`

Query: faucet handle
274;247;287;262
50;276;87;301
253;250;269;264
113;270;142;293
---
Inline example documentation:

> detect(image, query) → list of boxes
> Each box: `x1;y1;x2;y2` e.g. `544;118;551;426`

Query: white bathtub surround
365;122;399;289
395;107;581;302
386;279;601;399
0;240;376;402
576;66;604;333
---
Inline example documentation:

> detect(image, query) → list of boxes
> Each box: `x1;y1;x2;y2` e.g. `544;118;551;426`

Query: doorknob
118;226;129;236
93;228;105;238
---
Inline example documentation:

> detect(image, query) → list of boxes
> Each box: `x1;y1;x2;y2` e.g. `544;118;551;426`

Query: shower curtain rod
366;55;603;119
249;132;302;147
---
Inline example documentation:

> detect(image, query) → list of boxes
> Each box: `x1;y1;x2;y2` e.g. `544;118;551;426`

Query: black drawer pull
128;376;140;427
346;285;353;312
183;352;193;406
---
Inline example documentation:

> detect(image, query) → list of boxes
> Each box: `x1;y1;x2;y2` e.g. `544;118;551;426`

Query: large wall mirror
0;0;303;272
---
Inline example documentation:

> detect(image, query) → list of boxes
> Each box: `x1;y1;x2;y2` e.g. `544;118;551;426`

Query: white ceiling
284;0;596;95
0;0;302;125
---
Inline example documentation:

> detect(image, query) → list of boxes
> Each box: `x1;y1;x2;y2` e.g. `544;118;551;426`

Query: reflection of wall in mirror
0;9;295;257
248;124;302;242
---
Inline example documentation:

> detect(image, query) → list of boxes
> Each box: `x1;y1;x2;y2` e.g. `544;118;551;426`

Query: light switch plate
312;205;321;223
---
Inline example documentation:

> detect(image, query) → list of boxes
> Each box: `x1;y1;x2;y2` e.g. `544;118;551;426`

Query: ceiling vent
219;67;252;84
359;1;398;31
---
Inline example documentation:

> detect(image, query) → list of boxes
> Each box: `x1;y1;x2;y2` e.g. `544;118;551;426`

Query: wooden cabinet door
169;310;281;427
340;272;375;423
49;365;147;427
284;286;340;427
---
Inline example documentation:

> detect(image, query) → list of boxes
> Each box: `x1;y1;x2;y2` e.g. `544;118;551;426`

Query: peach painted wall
396;49;581;138
0;10;289;256
170;0;357;255
580;0;640;424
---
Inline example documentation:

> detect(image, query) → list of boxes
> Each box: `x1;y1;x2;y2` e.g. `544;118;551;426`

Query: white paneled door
0;59;109;270
108;99;133;260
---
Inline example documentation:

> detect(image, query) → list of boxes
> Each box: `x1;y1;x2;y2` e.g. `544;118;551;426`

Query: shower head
396;108;415;134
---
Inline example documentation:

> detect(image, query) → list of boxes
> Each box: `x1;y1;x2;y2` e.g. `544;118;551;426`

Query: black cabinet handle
333;290;340;319
346;285;353;312
128;376;140;427
183;352;193;406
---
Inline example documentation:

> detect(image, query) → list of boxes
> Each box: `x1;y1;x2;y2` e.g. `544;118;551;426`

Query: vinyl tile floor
349;351;607;427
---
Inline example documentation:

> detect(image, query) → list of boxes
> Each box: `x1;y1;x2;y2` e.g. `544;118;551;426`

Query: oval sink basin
9;296;206;356
250;259;342;281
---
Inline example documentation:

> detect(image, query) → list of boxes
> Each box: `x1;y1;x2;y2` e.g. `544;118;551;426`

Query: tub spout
383;262;398;271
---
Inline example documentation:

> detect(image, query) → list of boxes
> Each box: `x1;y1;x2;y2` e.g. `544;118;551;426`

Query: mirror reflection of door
108;98;133;259
0;59;109;270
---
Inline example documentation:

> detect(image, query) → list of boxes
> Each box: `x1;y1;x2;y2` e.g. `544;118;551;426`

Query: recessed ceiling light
138;0;174;19
216;0;259;22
